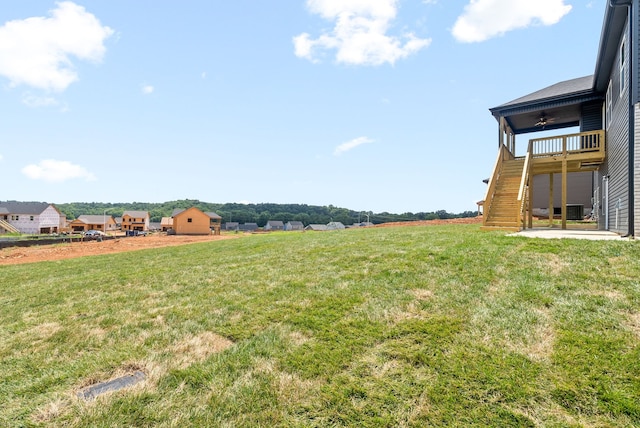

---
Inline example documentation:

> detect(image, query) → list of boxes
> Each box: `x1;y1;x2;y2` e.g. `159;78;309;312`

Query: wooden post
548;173;554;227
561;136;567;230
561;160;567;230
511;132;516;155
528;174;533;229
499;117;505;149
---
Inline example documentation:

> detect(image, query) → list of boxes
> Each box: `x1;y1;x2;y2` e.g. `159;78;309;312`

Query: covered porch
483;76;605;231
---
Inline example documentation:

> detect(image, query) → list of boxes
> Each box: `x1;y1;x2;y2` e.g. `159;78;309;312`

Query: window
30;216;34;221
187;218;193;223
619;37;626;95
606;79;612;128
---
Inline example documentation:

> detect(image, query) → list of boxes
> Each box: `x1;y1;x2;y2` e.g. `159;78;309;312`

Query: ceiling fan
535;112;555;127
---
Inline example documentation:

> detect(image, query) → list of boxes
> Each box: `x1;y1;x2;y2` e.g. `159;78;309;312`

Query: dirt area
0;217;483;266
0;234;237;266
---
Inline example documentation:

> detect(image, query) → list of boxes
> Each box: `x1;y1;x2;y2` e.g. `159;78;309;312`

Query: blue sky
0;0;606;214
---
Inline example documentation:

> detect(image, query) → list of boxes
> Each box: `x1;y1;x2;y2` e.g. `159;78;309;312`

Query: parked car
83;230;105;240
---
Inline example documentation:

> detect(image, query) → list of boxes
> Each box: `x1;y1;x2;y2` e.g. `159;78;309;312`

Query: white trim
606;79;612;128
619;35;626;96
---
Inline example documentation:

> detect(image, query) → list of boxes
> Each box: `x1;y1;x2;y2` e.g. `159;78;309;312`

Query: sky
0;0;607;214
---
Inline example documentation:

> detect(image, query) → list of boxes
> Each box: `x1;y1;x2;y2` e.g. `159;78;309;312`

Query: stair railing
0;219;20;234
516;142;533;228
483;144;511;225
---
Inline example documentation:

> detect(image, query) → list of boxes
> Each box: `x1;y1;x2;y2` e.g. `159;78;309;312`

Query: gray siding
635;103;640;234
581;102;603;132
532;172;593;211
636;2;640;105
600;20;631;234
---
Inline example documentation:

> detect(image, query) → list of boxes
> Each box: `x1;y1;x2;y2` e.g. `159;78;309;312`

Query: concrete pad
509;228;629;241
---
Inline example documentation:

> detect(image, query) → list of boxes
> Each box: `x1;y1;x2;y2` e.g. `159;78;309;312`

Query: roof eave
489;91;601;121
594;2;630;92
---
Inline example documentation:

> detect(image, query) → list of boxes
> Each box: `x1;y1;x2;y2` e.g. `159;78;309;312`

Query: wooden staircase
0;219;19;234
482;158;524;231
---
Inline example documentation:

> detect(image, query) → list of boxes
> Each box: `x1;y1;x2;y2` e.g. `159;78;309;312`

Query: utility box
566;204;584;220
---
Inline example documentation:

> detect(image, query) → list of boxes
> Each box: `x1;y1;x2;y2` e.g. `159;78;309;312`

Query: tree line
55;200;478;227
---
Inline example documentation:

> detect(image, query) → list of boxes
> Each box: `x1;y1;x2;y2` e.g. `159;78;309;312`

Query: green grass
1;225;639;427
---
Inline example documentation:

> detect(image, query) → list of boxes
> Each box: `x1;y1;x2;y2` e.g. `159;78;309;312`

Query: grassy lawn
1;224;639;427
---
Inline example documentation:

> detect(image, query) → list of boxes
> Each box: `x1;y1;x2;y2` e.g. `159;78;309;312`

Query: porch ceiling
489;75;602;135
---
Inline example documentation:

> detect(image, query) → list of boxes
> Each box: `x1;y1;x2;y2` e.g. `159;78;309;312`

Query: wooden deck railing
529;130;605;158
517;149;532;228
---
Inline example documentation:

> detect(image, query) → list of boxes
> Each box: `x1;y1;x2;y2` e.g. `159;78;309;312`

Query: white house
0;201;65;234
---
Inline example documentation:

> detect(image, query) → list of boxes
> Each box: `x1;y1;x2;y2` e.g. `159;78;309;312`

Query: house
284;221;304;231
326;221;346;230
204;211;222;235
160;217;173;232
171;207;217;235
483;1;639;235
223;222;239;231
121;211;149;233
69;215;117;233
239;223;259;232
0;201;65;234
304;224;328;231
264;220;284;231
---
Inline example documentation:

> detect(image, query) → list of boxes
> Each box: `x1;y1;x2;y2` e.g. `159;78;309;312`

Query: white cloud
294;0;431;66
21;93;59;108
0;2;113;92
141;84;154;94
452;0;572;43
334;136;374;156
22;159;96;183
0;154;3;161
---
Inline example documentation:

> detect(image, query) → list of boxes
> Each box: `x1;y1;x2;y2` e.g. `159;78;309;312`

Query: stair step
484;157;527;228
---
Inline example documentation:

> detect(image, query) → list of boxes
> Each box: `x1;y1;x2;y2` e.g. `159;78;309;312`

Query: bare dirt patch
0;234;238;266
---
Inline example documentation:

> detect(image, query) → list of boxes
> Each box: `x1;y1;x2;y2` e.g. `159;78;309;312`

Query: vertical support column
499;117;505;149
548;173;554;227
528;174;533;229
511;132;516;155
562;160;568;230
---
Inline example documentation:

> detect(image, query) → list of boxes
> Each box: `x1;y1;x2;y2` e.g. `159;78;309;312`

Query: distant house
121;211;149;232
0;201;65;234
239;222;259;232
285;221;304;231
223;222;239;231
304;224;328;231
326;222;346;230
264;220;284;231
205;211;222;235
172;207;221;235
69;215;117;233
160;217;173;232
